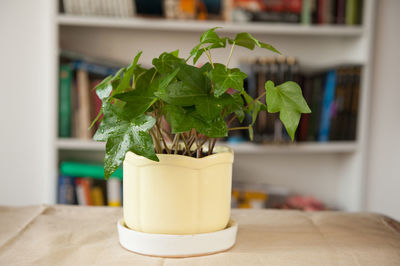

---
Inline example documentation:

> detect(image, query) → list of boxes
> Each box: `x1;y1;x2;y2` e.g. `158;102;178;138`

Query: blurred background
0;0;399;219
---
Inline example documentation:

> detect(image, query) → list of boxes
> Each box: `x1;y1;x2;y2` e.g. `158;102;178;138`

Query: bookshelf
58;14;364;36
57;138;358;154
54;0;376;211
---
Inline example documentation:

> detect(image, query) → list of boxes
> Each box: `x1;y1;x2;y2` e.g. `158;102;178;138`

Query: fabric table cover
0;205;399;265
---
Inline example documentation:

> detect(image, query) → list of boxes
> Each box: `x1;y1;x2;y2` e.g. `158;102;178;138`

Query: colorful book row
58;176;122;206
58;161;123;206
234;57;361;143
58;53;122;139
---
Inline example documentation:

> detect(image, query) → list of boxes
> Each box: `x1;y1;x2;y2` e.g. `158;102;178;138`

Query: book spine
76;69;92;139
58;64;72;138
60;161;123;179
107;178;122;206
317;0;325;24
336;0;345;24
81;178;93;205
91;187;105;206
345;0;358;25
301;0;312;25
318;70;337;142
57;176;75;204
75;178;88;205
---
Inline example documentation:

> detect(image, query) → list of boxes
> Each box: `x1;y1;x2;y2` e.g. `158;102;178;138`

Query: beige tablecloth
0;205;399;265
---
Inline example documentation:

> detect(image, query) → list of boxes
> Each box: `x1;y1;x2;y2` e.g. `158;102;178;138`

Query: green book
301;0;312;25
58;64;72;137
345;0;359;25
60;161;123;180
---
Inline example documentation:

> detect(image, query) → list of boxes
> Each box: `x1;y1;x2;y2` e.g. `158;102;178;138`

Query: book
318;70;337;141
60;161;123;180
345;0;359;25
107;178;122;206
91;179;107;206
58;64;73;138
91;187;105;206
76;69;93;139
75;178;92;205
301;0;312;25
57;176;75;204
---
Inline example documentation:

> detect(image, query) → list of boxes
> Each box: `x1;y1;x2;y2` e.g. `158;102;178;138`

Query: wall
366;0;400;220
0;0;56;205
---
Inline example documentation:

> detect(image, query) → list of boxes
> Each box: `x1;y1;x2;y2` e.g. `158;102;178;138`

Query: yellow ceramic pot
123;146;234;235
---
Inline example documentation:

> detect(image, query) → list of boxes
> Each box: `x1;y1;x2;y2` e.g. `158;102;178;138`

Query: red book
81;178;93;206
317;0;325;24
91;80;103;130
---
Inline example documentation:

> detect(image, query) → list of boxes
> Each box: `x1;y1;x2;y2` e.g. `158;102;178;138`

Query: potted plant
92;27;310;235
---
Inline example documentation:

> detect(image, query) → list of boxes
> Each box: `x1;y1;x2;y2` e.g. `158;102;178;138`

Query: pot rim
124;145;234;169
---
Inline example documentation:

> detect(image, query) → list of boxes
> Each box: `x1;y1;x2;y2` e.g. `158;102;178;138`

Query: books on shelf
236;57;361;144
58;161;122;206
62;0;136;17
58;52;123;139
60;0;362;26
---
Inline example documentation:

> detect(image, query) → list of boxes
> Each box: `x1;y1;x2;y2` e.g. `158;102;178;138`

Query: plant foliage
92;28;311;179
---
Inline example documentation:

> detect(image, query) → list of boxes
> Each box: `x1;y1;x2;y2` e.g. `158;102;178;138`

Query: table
1;205;400;265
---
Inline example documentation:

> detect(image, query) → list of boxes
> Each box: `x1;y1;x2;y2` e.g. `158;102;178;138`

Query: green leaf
230;32;280;54
199;27;223;44
195;95;224;121
176;62;211;93
115;51;142;94
156;81;207;106
163;104;193;133
170;49;179;57
189;28;226;64
265;81;311;140
190;111;228;138
115;68;179;117
152;52;184;74
209;63;247;97
94;103;158;178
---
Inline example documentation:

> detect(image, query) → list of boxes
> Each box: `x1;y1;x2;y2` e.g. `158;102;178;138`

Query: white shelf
58;14;363;37
56;138;357;154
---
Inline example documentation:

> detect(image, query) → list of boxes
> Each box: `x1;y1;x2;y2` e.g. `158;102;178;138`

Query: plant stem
150;129;162;154
228;126;250;131
210;138;217;155
150;69;158;83
181;133;190;155
227;90;267;126
202;45;214;69
174;134;180;154
208;137;212;155
156;124;170;154
195;132;201;158
226;43;235;68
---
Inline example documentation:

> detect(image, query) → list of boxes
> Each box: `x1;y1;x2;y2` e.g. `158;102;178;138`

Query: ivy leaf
94;103;158;178
175;62;211;93
229;32;280;54
156;81;207;106
152;52;184;74
195;95;224;121
210;63;247;97
190;28;227;64
115;68;179;117
223;93;245;122
114;51;142;94
163;104;193;133
265;80;311;140
90;68;125;128
190;111;228;138
200;27;223;44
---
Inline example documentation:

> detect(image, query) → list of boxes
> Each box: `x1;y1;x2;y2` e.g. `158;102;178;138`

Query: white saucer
117;219;238;257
